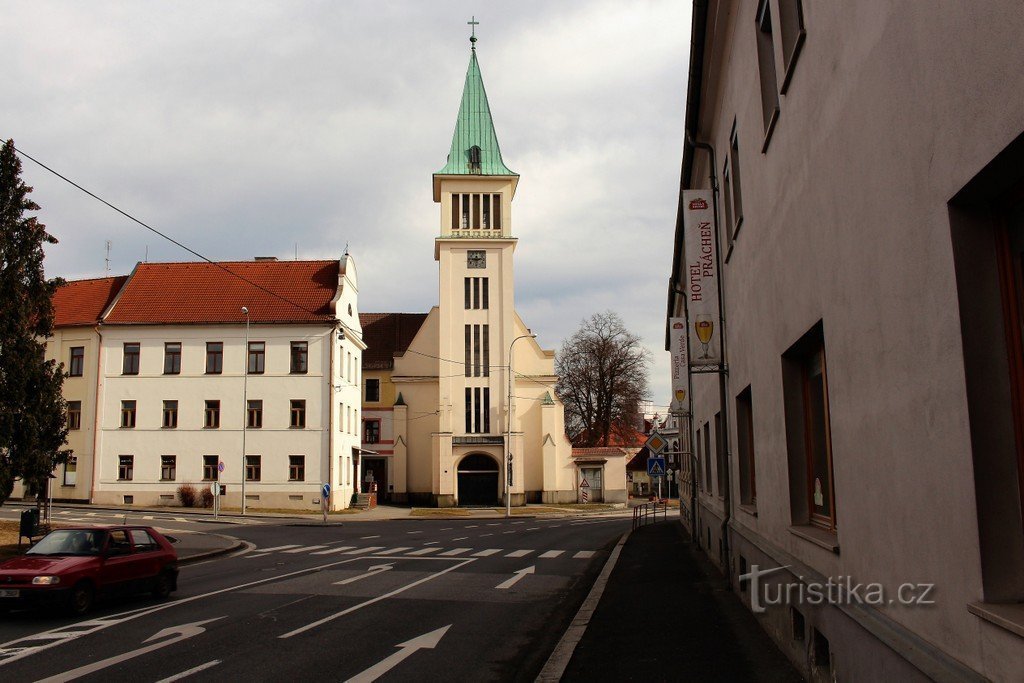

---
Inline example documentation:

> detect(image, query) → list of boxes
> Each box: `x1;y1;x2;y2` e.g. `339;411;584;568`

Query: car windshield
26;530;104;556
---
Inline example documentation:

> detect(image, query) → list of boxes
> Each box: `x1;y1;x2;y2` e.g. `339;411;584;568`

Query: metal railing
632;500;668;530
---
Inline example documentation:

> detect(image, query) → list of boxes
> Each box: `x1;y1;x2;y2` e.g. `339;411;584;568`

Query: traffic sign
322;483;331;498
218;461;225;473
580;478;590;489
644;432;668;455
647;456;667;477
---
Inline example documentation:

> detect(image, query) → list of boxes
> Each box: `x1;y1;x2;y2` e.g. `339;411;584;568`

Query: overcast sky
5;0;691;412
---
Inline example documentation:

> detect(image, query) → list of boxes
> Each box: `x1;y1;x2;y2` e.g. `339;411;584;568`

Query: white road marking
512;521;524;525
495;566;535;590
406;547;440;556
506;549;533;558
539;550;564;559
423;541;439;545
280;561;473;639
345;546;385;555
452;536;468;541
406;530;422;534
486;523;500;526
154;659;222;683
440;527;452;531
527;527;541;531
466;525;479;528
473;549;501;557
334;564;393;585
573;551;595;559
252;544;301;553
360;535;380;539
344;625;451;683
36;618;224;683
374;547;412;555
480;533;493;537
439;548;471;556
503;531;516;535
311;546;356;555
143;516;154;520
283;545;327;553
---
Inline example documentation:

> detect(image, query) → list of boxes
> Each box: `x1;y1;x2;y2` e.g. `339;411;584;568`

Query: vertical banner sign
669;317;690;415
683;190;721;366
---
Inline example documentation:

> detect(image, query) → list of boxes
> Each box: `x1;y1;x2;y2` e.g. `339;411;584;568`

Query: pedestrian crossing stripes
247;544;599;560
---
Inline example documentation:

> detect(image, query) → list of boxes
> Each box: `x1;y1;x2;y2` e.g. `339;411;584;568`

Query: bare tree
556;311;650;447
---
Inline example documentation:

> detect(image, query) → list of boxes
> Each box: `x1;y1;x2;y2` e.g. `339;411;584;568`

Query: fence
632;500;668;530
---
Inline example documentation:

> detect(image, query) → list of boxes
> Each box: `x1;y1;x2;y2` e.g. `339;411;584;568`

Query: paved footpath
559;521;802;682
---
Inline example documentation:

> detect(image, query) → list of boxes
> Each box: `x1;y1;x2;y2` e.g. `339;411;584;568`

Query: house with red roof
67;254;366;510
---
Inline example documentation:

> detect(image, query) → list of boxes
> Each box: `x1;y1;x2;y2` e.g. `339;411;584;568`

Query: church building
360;42;626;507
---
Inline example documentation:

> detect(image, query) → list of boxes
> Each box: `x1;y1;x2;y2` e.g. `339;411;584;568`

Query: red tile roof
360;313;429;369
53;276;129;327
104;260;340;324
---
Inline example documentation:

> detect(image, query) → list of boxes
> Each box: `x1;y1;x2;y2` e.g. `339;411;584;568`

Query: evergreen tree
0;139;69;504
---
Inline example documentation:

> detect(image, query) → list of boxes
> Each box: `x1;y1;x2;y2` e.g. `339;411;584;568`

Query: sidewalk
554;520;801;682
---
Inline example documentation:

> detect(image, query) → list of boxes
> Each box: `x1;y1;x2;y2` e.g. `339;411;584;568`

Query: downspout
89;324;103;503
328;322;337;510
686;130;733;586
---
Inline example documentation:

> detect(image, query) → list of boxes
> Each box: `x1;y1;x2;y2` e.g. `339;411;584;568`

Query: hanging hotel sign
682;191;721;366
669;317;689;414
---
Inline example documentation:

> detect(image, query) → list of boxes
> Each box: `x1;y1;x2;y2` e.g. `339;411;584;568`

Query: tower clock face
467;250;486;269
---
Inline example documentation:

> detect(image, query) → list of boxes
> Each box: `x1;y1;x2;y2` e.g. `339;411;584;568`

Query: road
0;510;631;682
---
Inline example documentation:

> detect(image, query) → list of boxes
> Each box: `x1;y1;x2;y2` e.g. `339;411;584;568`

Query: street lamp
241;306;250;516
506;333;537;519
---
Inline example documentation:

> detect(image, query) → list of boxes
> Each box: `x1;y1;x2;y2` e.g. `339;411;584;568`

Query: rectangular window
755;0;781;141
482;193;491;228
118;455;134;481
482;278;489;309
246;455;261;482
164;342;182;375
777;0;806;92
63;456;77;486
248;342;265;374
162;400;178;428
290;341;308;374
247;399;263;428
465;387;472;433
703;423;712;493
483;387;490;433
69;347;85;377
471;193;481;229
465;325;472;377
120;400;136;428
715;412;725;497
363;419;381;444
465;277;471;308
123;343;140;375
290;399;306;428
451;194;460;231
473;325;481;377
203;455;218;481
724;124;744;254
492;194;501;229
206;342;223;374
482;324;490;377
161;455;176;481
67;401;82;430
365;378;381;402
695;424;703;491
205;400;220;428
289;455;305;482
783;322;837;533
737;386;757;506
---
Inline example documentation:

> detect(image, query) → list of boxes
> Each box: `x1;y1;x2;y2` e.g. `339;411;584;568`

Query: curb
536;528;632;682
176;534;247;565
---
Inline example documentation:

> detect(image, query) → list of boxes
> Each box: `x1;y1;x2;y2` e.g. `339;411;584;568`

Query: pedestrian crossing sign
647;457;667;477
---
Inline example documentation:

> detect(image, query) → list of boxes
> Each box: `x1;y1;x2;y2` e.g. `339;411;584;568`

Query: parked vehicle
0;526;178;615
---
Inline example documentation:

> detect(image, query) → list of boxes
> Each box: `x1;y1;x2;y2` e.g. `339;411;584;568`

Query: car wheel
68;582;94;616
152;571;174;600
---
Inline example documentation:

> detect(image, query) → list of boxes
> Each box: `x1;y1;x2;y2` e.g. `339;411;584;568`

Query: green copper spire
435;49;517;178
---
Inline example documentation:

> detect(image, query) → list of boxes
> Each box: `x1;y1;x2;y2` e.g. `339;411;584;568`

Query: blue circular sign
322;483;331;498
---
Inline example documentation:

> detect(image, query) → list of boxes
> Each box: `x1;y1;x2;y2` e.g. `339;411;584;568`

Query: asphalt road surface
0;513;631;682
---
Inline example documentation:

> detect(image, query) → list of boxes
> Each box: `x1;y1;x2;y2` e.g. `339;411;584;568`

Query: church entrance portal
457;454;499;506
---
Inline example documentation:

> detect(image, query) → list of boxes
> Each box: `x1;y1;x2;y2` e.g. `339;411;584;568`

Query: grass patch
410;508;471;517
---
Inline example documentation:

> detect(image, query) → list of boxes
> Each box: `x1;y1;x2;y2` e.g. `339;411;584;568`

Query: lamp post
506;333;536;519
241;306;250;516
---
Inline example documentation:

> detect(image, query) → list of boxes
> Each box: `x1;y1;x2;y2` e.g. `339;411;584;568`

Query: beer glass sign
682;191;722;366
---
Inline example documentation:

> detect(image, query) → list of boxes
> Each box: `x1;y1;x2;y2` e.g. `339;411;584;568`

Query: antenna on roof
104;240;111;275
294;242;298;260
144;245;148;263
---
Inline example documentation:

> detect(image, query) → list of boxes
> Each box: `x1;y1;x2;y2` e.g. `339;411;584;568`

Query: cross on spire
468;16;479;48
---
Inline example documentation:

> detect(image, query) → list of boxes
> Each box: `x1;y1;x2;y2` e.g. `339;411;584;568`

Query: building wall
93;322;355;510
676;1;1024;680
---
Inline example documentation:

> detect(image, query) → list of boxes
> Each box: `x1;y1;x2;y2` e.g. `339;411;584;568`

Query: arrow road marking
334;564;394;585
496;566;535;590
344;625;451;683
35;617;224;683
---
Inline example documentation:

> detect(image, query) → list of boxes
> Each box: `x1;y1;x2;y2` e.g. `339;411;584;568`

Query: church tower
432;38;524;505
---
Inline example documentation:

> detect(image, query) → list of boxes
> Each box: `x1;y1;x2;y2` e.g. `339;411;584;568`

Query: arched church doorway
457;454;499;506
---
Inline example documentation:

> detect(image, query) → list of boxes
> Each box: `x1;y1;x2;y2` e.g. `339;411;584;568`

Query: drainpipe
89;324;103;504
686;130;733;587
328;323;337;511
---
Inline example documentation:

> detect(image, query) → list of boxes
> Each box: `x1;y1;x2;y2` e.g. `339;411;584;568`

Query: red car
0;526;178;615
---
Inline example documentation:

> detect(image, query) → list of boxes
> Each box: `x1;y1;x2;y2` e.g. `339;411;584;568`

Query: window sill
968;602;1024;639
738;504;758;518
789;525;840;554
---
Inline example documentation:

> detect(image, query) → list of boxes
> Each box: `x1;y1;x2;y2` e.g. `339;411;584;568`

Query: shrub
199;488;214;508
177;483;197;508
